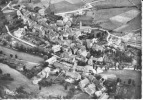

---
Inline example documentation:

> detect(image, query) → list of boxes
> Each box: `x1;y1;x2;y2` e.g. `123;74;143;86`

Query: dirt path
0;63;39;94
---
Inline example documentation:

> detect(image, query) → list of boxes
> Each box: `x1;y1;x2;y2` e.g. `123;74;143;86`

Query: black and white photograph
0;0;142;99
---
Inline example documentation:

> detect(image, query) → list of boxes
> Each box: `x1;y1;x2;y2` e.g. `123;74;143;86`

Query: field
0;63;39;93
101;69;141;99
0;46;44;63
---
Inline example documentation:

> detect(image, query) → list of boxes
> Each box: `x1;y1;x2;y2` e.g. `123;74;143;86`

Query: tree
5;36;11;42
14;42;19;50
34;6;41;12
64;82;68;90
31;47;35;53
39;86;42;90
41;62;49;68
19;44;26;52
132;80;135;86
18;44;23;51
23;66;27;72
16;86;27;94
15;54;18;59
26;47;32;53
0;0;6;5
43;55;48;60
128;79;132;85
1;73;14;81
0;50;2;54
2;40;7;46
0;68;2;74
38;78;52;87
37;47;43;54
0;86;5;98
10;54;13;58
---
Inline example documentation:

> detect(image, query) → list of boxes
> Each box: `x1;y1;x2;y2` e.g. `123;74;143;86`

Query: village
0;0;142;99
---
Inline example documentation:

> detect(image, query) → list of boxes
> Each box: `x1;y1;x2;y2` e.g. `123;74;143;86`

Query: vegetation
38;78;52;87
0;86;5;98
0;68;2;74
0;7;8;33
0;73;14;81
24;66;42;79
64;86;75;99
0;38;52;58
12;86;37;99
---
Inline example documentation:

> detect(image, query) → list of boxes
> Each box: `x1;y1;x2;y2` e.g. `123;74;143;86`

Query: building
84;65;96;74
53;62;70;71
33;67;51;84
79;78;90;89
79;21;92;33
84;83;96;95
65;71;81;81
13;28;25;38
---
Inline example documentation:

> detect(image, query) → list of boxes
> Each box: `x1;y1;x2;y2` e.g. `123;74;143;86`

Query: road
5;25;36;47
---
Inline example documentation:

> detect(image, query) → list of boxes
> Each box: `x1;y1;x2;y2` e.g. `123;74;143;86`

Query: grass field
38;84;68;98
0;46;44;63
0;63;39;94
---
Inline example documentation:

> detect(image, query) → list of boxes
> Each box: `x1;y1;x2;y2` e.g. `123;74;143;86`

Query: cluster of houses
1;1;141;99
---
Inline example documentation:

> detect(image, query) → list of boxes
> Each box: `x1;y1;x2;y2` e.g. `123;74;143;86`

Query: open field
38;84;68;98
0;46;44;63
0;63;39;93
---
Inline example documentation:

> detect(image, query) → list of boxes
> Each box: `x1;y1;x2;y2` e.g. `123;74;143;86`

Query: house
79;78;90;89
100;73;117;81
75;65;85;72
38;67;51;78
99;93;109;99
22;9;31;17
52;45;61;53
88;75;95;82
84;65;96;74
94;90;102;98
45;55;57;65
65;77;75;83
92;78;103;90
84;83;96;95
32;67;51;84
53;62;70;71
78;48;88;57
65;71;81;81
